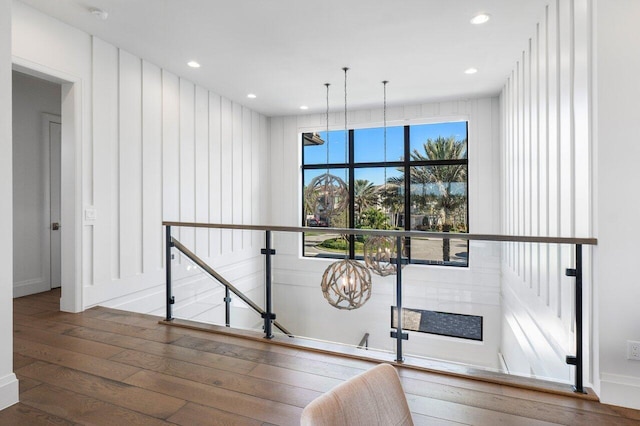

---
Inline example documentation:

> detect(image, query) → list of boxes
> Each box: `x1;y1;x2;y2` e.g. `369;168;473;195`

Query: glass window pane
303;130;348;165
353;167;404;230
354;126;404;163
409;165;468;266
409;122;468;161
303;168;349;258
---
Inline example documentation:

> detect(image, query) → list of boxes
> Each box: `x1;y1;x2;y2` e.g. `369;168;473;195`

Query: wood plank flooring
3;290;640;425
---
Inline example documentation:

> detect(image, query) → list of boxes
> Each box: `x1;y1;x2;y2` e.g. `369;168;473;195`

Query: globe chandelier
320;68;372;310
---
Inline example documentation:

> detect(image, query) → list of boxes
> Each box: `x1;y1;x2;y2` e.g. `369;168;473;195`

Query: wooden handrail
163;221;597;245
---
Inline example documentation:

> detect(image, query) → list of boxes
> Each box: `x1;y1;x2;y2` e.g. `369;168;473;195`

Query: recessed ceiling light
465;68;478;74
187;61;200;68
300;105;309;110
470;13;491;25
247;93;257;99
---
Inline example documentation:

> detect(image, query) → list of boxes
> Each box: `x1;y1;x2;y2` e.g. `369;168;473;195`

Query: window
302;121;468;266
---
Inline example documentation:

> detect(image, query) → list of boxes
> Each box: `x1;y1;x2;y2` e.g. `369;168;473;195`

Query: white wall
12;71;61;297
11;2;270;320
499;0;592;384
592;0;640;409
269;98;504;368
0;0;19;411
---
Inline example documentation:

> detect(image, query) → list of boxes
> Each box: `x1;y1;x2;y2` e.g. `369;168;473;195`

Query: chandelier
320;68;372;310
363;80;403;276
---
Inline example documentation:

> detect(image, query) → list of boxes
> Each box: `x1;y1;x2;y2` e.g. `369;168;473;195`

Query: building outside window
302;121;469;267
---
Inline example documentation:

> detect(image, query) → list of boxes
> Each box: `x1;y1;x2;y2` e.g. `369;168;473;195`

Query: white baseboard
13;278;49;298
600;373;640;410
0;373;19;411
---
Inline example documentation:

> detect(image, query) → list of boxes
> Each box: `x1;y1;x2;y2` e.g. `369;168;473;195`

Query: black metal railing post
565;243;585;393
261;230;276;339
224;287;231;327
392;236;408;362
574;243;584;393
165;226;175;321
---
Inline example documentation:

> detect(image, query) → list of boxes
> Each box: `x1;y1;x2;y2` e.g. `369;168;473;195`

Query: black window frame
302;122;469;267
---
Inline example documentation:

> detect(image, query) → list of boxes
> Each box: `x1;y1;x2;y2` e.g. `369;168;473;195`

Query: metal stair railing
165;230;292;337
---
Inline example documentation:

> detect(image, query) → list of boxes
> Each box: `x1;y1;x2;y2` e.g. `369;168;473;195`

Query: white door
49;121;62;289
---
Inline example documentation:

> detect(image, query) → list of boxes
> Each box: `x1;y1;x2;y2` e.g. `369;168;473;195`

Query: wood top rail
163;222;597;245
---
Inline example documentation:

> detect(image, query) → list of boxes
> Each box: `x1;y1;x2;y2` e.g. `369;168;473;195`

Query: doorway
12;71;62;297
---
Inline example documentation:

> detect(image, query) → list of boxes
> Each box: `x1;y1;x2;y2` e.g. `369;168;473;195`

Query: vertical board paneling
141;60;163;273
547;0;560;316
220;97;233;251
242;106;252;248
251;111;260;248
179;79;196;250
558;0;575;329
559;0;574;240
194;85;209;257
92;38;118;284
209;93;222;257
499;0;592;378
524;45;532;286
531;26;540;294
85;37;269;310
505;75;512;266
516;61;522;275
283;117;299;226
260;115;270;226
232;102;243;250
270;117;284;226
573;0;590;237
539;6;550;305
118;50;143;277
162;71;180;223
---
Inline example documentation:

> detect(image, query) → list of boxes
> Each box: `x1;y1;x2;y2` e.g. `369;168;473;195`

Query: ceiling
19;0;548;117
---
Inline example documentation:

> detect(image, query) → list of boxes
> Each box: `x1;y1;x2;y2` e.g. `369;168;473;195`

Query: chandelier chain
383;80;388;192
343;67;349;260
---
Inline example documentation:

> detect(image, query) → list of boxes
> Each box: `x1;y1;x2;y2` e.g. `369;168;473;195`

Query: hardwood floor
3;290;640;425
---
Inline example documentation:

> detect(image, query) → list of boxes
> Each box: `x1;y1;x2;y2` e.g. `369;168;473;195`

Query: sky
303;121;467;185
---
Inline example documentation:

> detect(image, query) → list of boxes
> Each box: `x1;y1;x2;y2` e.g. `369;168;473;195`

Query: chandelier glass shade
321;259;372;310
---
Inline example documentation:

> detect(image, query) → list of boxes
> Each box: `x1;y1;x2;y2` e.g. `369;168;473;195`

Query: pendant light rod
325;83;330;167
382;80;389;191
343;67;349;259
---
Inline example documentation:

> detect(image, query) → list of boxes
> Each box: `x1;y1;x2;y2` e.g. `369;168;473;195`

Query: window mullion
348;129;355;259
404;125;411;262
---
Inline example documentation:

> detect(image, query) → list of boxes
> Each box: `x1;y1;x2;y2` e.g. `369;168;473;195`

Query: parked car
307;218;328;227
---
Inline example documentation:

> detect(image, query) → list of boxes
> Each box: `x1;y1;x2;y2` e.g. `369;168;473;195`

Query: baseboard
13;278;49;298
0;373;19;411
600;373;640;409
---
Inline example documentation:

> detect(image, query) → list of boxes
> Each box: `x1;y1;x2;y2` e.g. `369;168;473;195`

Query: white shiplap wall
500;0;592;382
86;37;270;315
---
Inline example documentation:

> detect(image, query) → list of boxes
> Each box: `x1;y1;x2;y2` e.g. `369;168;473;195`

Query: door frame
42;113;61;291
13;56;83;313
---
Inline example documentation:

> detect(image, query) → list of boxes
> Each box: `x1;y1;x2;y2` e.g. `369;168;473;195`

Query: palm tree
412;136;467;261
353;179;378;219
379;183;403;227
391;136;467;261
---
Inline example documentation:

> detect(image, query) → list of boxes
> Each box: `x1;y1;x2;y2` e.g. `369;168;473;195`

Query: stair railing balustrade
163;221;596;394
